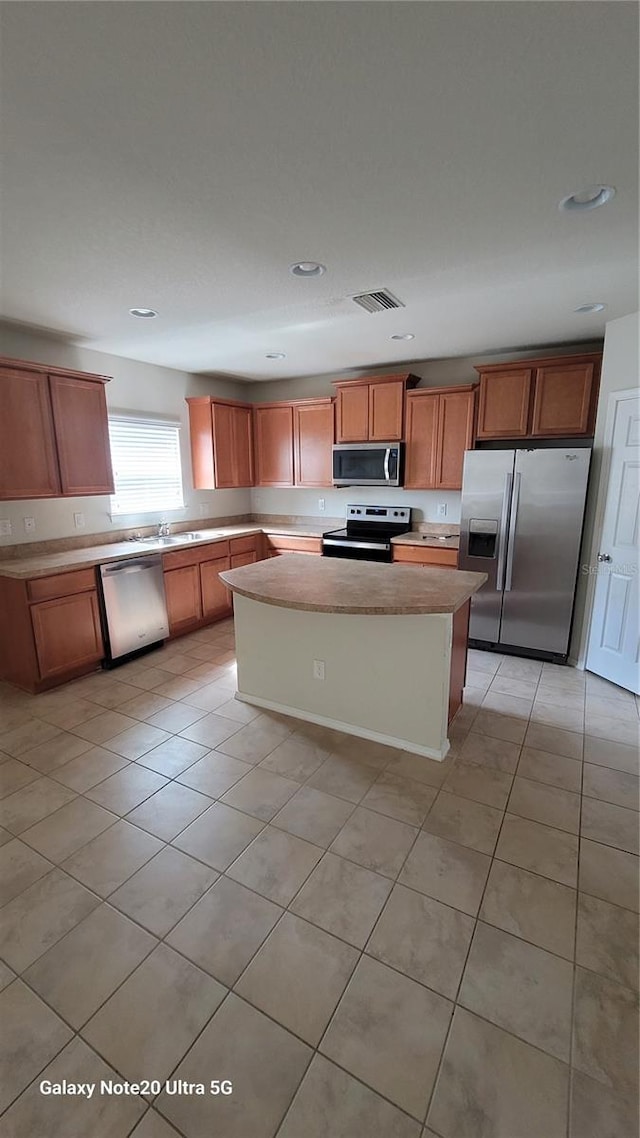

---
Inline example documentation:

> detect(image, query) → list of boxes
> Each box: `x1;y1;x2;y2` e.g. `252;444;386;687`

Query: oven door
332;444;402;487
322;537;392;563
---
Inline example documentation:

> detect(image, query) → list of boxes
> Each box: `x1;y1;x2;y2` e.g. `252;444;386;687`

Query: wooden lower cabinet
31;591;103;681
393;545;458;568
265;535;322;556
164;565;202;633
201;556;232;619
231;551;258;568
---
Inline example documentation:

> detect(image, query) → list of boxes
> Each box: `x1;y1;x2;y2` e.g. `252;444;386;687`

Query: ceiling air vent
351;289;405;314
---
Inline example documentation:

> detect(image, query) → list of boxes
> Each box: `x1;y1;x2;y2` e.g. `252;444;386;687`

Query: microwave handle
384;449;390;481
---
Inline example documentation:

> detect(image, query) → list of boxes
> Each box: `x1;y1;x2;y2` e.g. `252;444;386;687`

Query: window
109;416;184;515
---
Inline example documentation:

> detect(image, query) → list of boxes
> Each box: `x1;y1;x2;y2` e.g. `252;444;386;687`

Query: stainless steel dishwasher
99;556;169;664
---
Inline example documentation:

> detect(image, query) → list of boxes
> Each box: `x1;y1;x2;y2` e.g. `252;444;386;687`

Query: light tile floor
0;626;639;1137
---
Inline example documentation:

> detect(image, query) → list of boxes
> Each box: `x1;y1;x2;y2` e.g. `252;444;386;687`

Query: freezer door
499;448;591;655
458;450;515;643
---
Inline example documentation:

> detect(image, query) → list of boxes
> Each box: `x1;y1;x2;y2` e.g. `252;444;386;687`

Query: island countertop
220;553;487;615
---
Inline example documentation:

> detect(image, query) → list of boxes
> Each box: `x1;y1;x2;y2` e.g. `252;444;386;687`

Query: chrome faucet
157;521;170;538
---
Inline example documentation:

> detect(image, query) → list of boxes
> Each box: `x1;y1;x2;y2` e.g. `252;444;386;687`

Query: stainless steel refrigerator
458;447;591;661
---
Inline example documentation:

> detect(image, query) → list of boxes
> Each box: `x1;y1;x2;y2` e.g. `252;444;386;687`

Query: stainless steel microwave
332;443;403;487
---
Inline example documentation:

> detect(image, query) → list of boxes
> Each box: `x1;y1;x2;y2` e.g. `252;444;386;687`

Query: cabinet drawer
393;545;458;567
163;540;230;570
229;534;259;555
266;535;322;555
28;568;97;603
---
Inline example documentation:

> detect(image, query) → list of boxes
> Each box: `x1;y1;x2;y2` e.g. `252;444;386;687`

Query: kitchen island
220;555;487;760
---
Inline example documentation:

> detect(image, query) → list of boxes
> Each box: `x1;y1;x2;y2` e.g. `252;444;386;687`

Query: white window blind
109;416;184;515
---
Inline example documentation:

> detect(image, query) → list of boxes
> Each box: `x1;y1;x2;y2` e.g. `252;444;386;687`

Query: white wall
571;312;640;664
0;323;252;547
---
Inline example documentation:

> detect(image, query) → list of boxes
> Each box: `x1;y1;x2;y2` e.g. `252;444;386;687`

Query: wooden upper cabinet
294;401;334;486
435;389;476;488
0;367;60;499
475;353;602;440
186;397;253;489
404;392;438;489
530;361;596;436
336;385;369;442
0;358;113;501
253;404;295;486
476;369;532;439
49;375;114;495
368;381;404;441
404;385;476;490
334;374;418;442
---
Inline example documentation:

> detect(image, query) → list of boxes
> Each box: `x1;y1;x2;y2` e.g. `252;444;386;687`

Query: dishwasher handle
101;558;162;577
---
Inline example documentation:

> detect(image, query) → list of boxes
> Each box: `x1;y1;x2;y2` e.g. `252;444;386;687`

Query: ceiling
1;2;637;380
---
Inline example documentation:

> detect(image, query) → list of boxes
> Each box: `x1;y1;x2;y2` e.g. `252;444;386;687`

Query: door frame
577;386;640;669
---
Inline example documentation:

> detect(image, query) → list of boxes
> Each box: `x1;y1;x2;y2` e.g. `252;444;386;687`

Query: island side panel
232;595;452;759
449;599;470;723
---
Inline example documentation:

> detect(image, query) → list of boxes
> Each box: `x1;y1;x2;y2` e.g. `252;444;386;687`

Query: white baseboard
234;690;450;761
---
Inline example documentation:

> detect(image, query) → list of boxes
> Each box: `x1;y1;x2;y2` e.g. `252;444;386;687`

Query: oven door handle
323;538;390;551
383;449;391;481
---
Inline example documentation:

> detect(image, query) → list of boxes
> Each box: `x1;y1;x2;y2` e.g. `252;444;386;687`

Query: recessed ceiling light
266;352;286;359
559;186;616;212
391;333;415;341
129;307;158;318
289;262;326;278
574;303;607;314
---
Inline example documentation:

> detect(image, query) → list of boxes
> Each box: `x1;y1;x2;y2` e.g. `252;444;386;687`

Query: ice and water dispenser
467;519;498;559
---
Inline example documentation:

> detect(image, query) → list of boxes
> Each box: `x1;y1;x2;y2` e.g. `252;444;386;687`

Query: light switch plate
74;512;85;529
23;517;36;533
0;520;11;537
437;503;448;517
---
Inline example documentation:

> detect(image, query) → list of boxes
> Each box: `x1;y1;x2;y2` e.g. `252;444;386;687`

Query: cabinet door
49;375;114;495
210;403;236;488
0;367;60;499
368;381;404;441
253;405;294;486
231;551;257;567
200;556;232;618
530;362;596;436
164;565;202;633
476;370;532;438
231;405;254;486
294;403;334;486
336;386;369;442
31;591;103;680
434;390;476;488
404;393;438;488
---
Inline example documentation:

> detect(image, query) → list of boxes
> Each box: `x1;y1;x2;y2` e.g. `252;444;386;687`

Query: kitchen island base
232;594;470;760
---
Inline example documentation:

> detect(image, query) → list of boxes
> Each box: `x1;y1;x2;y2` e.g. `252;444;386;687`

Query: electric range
322;504;412;563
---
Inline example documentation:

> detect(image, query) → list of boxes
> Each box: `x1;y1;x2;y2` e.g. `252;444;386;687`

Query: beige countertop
391;531;460;549
220;553;486;615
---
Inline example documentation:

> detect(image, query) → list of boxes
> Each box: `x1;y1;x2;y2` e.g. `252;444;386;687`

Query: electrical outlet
318;498;325;512
73;512;85;529
313;659;325;681
0;520;11;537
437;503;448;518
23;517;36;534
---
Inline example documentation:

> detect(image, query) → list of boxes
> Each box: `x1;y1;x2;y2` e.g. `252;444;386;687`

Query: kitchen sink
148;532;203;545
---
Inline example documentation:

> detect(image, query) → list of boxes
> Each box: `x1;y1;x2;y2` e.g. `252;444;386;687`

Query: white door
586;389;640;693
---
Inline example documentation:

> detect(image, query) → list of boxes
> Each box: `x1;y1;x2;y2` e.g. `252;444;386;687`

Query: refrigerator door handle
504;472;521;592
496;473;513;591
